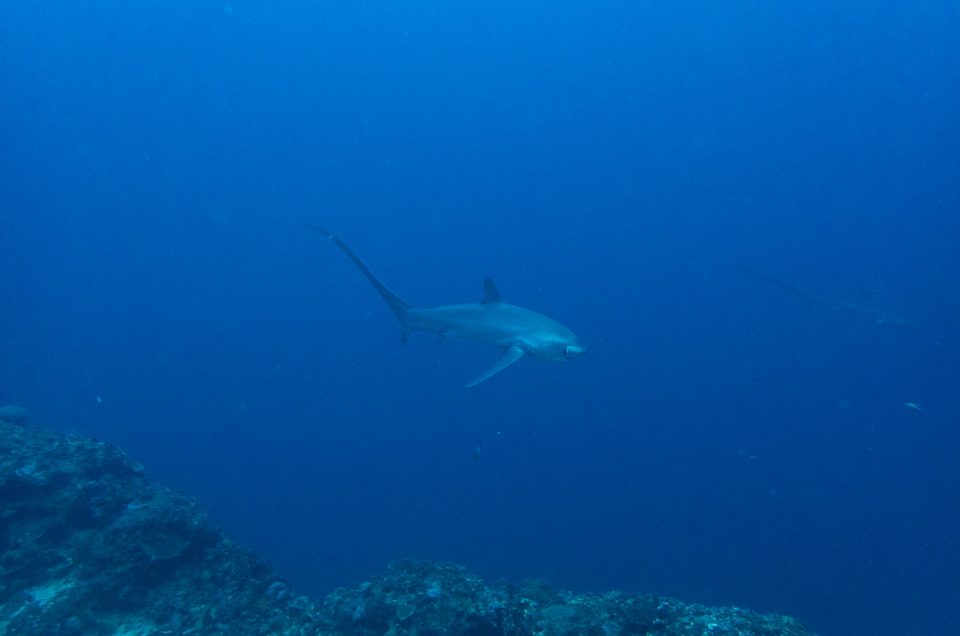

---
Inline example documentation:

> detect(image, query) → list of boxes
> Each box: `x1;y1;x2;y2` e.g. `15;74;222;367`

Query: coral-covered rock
0;419;323;635
322;560;814;636
0;405;29;425
0;418;816;635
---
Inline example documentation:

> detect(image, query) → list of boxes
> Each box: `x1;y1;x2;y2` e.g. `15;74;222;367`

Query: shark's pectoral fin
465;346;524;388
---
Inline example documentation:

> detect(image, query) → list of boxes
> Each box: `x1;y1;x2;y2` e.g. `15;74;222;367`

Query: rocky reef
0;409;321;635
321;560;813;636
0;409;815;635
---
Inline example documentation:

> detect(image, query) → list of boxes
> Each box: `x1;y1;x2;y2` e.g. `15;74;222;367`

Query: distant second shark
729;264;918;327
307;226;586;386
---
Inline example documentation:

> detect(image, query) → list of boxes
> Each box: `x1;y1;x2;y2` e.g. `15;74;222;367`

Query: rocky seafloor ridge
0;407;815;635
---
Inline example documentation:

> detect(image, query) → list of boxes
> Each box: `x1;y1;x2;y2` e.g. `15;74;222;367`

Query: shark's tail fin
726;264;824;308
306;225;413;333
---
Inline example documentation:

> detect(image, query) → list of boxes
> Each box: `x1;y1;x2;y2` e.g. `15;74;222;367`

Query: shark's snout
564;343;587;359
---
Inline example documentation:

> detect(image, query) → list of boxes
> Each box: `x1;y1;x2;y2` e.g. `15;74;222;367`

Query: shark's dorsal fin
465;346;524;387
481;278;502;304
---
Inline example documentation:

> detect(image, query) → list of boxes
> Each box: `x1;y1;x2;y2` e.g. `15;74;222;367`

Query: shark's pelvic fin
465;346;524;388
481;278;502;304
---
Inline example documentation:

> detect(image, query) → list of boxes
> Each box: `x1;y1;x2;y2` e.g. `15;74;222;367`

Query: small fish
904;402;925;413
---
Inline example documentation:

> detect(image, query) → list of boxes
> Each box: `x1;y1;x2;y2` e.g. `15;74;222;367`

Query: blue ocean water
1;2;958;634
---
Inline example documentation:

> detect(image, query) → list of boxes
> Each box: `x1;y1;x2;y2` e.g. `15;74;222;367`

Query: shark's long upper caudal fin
305;225;412;333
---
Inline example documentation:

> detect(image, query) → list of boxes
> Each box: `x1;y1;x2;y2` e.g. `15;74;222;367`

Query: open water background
2;3;959;634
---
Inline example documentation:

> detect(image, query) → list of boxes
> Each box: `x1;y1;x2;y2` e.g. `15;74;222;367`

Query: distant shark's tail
726;264;825;308
728;263;919;327
306;225;413;338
